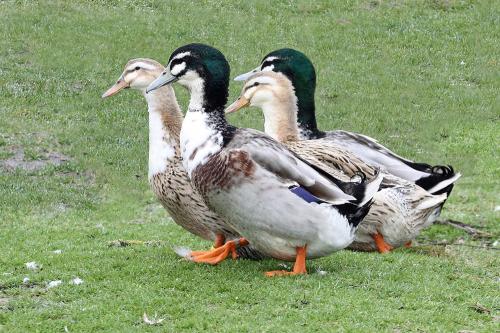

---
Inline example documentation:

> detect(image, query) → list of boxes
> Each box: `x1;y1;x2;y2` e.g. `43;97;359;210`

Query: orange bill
102;79;129;98
225;96;250;114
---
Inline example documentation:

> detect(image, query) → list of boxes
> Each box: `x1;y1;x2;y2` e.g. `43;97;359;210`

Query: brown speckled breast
149;149;263;259
192;150;255;198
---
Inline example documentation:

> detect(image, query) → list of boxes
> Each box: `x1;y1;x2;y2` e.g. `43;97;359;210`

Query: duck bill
146;70;178;93
225;97;250;114
102;79;129;98
233;66;261;81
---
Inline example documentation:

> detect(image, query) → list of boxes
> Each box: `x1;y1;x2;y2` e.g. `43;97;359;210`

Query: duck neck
180;79;234;177
295;87;325;139
186;75;228;114
187;78;232;137
260;98;300;143
278;69;325;140
142;85;183;178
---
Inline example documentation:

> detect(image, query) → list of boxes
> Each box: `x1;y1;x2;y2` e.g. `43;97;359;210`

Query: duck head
235;49;323;139
147;43;230;111
226;72;299;141
102;58;164;98
226;71;296;113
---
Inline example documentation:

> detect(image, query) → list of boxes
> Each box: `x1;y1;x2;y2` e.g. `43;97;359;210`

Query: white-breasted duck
102;58;263;261
147;44;383;275
234;48;461;202
226;71;449;252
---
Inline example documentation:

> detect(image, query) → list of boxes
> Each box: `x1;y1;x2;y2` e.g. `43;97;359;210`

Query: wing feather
227;129;356;204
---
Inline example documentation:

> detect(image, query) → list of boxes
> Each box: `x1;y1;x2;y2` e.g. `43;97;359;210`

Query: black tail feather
415;165;456;196
298;161;379;227
289;152;380;225
297;156;378;204
337;200;373;228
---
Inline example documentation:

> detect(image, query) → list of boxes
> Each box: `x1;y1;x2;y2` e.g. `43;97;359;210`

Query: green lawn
1;0;499;332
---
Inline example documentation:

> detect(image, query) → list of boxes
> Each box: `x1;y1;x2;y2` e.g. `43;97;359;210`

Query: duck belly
206;175;355;261
349;186;440;251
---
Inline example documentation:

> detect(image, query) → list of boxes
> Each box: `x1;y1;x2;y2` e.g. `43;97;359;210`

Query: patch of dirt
336;18;352;25
55;170;96;184
361;0;382;10
471;303;492;314
0;145;70;172
0;296;11;311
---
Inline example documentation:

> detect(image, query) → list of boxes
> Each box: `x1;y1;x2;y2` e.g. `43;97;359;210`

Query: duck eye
244;81;262;93
248;82;260;89
135;66;141;71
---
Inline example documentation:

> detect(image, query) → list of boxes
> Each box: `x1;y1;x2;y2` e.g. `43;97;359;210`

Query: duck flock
102;43;461;276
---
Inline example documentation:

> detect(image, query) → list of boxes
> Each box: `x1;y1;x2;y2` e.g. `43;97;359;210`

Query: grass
0;0;498;331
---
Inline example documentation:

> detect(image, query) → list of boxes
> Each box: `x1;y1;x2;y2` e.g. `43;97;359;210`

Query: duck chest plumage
149;150;234;239
191;149;256;199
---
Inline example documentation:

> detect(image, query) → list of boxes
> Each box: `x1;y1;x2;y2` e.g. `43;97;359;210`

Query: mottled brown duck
102;58;262;260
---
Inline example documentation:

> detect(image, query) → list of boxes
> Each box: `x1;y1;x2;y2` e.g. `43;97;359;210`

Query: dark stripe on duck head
243;81;264;92
168;43;230;112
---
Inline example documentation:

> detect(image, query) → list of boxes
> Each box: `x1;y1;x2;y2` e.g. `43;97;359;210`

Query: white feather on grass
143;313;165;325
173;247;194;260
25;262;40;271
47;280;62;288
71;277;83;285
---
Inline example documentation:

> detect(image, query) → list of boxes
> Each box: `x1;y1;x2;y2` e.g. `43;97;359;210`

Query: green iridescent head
147;43;230;111
235;48;323;138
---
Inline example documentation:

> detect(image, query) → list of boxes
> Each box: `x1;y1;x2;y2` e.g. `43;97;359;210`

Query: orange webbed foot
265;246;307;277
404;240;412;248
188;238;248;265
372;232;393;254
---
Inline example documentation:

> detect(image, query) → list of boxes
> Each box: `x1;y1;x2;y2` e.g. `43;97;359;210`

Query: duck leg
189;238;249;265
265;245;308;277
404;240;412;248
372;232;393;253
213;234;226;248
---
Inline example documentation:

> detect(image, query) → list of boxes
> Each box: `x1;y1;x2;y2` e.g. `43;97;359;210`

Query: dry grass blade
108;240;163;247
436;219;493;239
471;303;491;314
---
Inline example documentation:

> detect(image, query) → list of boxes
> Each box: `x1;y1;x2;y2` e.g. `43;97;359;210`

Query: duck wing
287;139;379;179
324;130;460;195
227;129;363;205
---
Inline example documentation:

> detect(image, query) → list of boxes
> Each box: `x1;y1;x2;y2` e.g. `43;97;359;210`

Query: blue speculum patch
288;185;323;204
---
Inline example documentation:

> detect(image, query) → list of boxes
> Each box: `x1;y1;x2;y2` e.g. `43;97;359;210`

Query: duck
146;43;383;276
101;58;263;261
225;71;449;252
234;48;461;201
